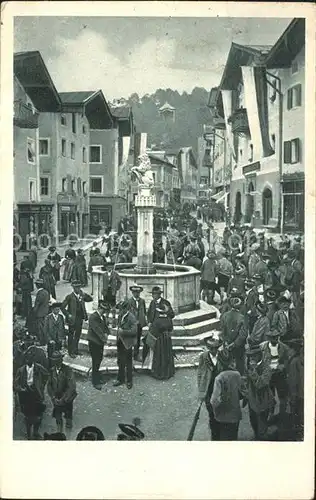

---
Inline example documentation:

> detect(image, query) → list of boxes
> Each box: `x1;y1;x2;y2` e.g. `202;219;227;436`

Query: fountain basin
92;263;201;315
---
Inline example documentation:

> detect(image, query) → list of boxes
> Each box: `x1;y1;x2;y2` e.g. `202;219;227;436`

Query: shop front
16;202;53;250
58;204;78;240
282;174;304;233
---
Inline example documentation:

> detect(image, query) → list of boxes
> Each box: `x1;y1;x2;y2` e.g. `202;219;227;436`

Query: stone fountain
91;154;215;321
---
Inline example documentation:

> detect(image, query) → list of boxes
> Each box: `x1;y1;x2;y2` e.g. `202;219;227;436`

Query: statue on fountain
131;153;155;190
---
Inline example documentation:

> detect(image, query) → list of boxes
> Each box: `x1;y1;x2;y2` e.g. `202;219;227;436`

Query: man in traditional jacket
61;281;93;358
102;266;122;328
127;285;147;362
32;278;50;346
247;301;270;347
113;300;138;389
220;296;247;375
86;300;110;390
47;351;77;432
44;302;66;351
197;335;224;440
271;295;302;343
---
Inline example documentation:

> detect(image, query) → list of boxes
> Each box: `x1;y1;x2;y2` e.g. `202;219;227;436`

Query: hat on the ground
266;329;280;338
48;246;56;252
264;288;278;302
130;284;144;292
256;301;268;315
235;263;246;275
229;296;243;308
118;420;144;440
71;280;82;287
50;302;62;309
50;351;64;361
151;286;163;294
76;426;105;441
35;278;44;285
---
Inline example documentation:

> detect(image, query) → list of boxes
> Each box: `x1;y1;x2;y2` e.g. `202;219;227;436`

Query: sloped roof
14;51;61;111
148;153;174;168
109;105;131;119
159;101;175;111
266;18;305;68
59;91;97;104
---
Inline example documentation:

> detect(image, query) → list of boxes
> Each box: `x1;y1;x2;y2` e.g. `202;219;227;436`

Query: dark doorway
244;182;255;223
262;187;273;225
234;191;242;224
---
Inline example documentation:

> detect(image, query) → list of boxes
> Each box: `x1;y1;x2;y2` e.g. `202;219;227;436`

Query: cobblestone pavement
13;368;255;441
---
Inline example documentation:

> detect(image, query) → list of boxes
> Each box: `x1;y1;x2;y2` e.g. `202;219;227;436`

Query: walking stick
187;401;203;441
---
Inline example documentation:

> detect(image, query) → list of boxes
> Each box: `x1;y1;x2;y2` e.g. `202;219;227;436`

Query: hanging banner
221;90;236;161
241;66;274;158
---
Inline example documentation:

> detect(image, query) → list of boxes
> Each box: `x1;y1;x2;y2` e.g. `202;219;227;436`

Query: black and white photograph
1;2;315;499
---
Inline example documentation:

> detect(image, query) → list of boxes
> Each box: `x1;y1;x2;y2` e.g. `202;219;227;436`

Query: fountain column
134;186;156;275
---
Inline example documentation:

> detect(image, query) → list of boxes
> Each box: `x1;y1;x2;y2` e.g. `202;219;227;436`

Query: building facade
13;52;61;249
177;147;198;203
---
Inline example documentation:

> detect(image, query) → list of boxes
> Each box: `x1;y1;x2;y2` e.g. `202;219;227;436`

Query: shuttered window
287;84;302;109
284;138;301;164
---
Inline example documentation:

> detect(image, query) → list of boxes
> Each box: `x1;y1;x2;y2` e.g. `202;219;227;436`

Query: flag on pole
221;90;236;162
241;66;275;159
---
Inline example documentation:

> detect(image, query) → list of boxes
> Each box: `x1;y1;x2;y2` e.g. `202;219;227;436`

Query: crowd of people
12;202;304;441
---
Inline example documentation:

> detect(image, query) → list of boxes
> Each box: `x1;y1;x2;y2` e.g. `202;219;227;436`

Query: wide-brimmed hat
266;329;280;338
71;280;82;287
48;246;56;252
203;333;222;348
229;296;243;308
253;274;263;282
76;426;105;441
130;284;144;292
50;302;62;309
264;288;278;302
35;278;44;285
50;351;64;361
255;301;268;315
235;263;246;275
151;286;163;294
118;423;144;440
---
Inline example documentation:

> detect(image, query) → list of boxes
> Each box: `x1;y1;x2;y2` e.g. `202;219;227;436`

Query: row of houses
13;51;198;249
200;18;305;232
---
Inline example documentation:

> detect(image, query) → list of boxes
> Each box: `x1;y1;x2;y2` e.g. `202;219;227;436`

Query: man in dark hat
263;287;279;325
244;278;259;333
14;347;48;439
113;300;137;389
102;265;122;328
61;281;93;358
210;349;243;440
227;263;246;298
47;351;77;432
86;300;110;390
47;246;61;283
127;285;147;362
271;295;301;343
220;297;247;375
18;264;34;320
244;344;274;440
247;301;270;347
200;251;219;305
197;334;224;440
44;302;66;351
260;329;291;419
32;278;50;346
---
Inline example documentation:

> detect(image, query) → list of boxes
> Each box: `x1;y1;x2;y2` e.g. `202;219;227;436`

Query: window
284;138;301;164
82;147;87;163
27;138;36;164
291;60;299;74
71;180;76;193
72;113;77;134
200;176;208;185
90;176;103;194
40;177;49;196
82;125;86;134
61;139;66;156
77;178;82;194
71;142;75;159
29;180;36;201
89;145;102;163
287;84;302;109
198;191;207;198
82;181;87;195
39;138;49;156
62;178;67;192
249;144;253;162
61;114;67;126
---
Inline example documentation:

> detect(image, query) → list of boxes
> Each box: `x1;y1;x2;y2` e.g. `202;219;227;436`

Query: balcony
228;108;249;136
14;100;39;129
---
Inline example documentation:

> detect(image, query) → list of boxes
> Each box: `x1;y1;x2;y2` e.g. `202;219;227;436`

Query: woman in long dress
145;286;175;380
63;243;76;281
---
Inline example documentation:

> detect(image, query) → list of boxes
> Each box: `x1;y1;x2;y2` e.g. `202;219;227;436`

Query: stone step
77;341;204;357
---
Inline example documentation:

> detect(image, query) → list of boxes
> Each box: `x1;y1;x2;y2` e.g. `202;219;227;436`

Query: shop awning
211;190;225;202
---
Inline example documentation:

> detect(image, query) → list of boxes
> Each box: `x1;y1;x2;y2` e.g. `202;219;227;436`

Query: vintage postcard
0;1;315;499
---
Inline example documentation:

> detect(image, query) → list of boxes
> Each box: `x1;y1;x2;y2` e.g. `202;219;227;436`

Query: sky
14;16;291;100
